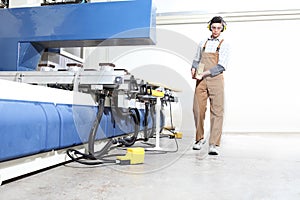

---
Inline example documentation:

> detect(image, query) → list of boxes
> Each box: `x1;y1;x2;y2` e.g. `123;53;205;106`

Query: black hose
66;94;120;165
160;107;165;133
92;139;114;159
149;103;156;138
118;108;140;147
111;90;126;116
66;149;115;165
110;89;141;146
143;102;150;140
88;94;105;156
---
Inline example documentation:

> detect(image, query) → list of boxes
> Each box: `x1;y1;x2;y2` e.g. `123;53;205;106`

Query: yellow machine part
117;147;145;165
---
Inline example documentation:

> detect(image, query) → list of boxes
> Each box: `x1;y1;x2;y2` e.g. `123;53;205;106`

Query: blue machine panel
0;1;157;162
0;100;109;162
0;99;59;161
56;104;83;148
57;104;108;148
0;0;156;71
0;98;156;161
103;109;115;138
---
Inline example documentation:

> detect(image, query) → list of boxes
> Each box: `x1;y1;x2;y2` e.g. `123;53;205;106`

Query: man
191;16;230;155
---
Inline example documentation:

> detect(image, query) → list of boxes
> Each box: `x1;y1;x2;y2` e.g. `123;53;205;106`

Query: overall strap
216;39;224;52
202;40;209;51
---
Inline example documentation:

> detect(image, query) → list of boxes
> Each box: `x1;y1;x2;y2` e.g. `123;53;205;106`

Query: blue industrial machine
0;0;181;184
0;0;155;71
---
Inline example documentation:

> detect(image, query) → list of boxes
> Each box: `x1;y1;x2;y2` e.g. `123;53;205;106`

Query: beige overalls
193;39;224;146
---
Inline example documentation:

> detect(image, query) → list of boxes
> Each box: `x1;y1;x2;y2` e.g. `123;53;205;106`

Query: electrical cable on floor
66;93;142;166
66;89;180;166
66;149;118;165
66;93;124;166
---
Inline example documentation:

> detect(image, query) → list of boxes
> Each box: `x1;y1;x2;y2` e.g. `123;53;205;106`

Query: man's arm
209;64;225;76
191;42;202;78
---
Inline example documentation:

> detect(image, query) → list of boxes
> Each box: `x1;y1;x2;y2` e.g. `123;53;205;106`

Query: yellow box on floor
117;147;145;165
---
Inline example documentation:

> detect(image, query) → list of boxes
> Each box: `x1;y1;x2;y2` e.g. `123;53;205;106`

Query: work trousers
193;74;224;146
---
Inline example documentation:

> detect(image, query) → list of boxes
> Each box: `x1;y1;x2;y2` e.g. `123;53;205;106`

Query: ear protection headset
207;16;227;32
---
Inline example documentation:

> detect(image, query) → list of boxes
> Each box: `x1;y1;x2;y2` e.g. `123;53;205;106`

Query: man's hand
196;74;204;80
192;70;211;80
202;70;211;77
191;68;196;79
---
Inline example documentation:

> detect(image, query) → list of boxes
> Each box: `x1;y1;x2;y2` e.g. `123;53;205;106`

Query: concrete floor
1;132;300;200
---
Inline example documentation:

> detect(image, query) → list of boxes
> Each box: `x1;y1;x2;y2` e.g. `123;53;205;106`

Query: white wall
83;1;300;133
157;20;300;133
153;0;300;13
222;20;300;132
84;17;300;133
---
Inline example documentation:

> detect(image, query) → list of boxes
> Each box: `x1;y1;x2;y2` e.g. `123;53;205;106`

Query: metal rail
156;9;300;25
0;70;128;85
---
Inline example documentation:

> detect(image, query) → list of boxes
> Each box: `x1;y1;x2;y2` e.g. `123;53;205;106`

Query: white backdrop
85;18;300;133
153;0;300;13
156;20;300;133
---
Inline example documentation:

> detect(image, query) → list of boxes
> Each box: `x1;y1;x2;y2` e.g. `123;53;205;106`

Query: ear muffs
207;24;211;31
222;24;227;32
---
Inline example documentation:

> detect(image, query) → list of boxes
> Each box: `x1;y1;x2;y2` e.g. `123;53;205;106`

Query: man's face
211;22;223;38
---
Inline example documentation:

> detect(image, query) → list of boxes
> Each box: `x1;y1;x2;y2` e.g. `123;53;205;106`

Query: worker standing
191;16;230;155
